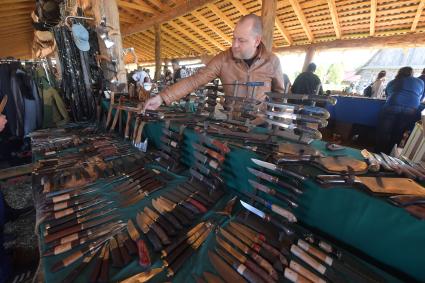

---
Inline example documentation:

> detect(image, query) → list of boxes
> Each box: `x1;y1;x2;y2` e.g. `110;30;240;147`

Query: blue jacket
385;76;425;109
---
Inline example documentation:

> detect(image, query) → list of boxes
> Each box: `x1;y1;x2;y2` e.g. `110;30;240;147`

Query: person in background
0;115;6;132
418;68;425;98
371;70;386;98
143;14;285;112
132;67;150;87
376;66;425;153
171;59;188;83
291;63;323;95
283;73;291;94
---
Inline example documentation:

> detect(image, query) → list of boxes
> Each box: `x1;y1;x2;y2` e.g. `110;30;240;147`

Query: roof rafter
168;21;215;53
178;16;226;50
191;10;232;45
117;0;156;14
370;0;377;36
162;25;204;54
207;4;235;29
327;0;341;38
287;0;314;42
411;0;425;32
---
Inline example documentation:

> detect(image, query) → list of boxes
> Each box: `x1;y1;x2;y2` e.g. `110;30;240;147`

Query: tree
326;63;344;84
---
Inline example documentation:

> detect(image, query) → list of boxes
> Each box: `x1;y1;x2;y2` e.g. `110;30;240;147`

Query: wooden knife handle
188;198;208;213
146;229;163;252
234;263;265;283
163;211;183;230
290;260;327;283
245;259;276;282
249;251;278;280
284;267;313;283
45;224;81;243
150;222;171;245
118;240;132;265
98;249;110;283
123;236;138;255
167;247;194;277
89;254;103;283
156;215;177;236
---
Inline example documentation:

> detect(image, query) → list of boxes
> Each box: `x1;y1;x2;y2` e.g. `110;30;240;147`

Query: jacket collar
230;42;267;64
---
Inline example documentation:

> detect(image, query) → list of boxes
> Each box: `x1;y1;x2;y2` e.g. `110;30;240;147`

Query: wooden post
154;24;161;81
261;0;277;51
93;0;127;90
302;47;315;72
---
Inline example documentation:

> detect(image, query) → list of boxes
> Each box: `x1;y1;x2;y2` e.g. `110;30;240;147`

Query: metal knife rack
155;121;187;173
264;93;333;144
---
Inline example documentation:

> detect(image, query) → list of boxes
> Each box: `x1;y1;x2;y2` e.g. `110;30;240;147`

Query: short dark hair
238;14;263;36
422;68;425;75
307;63;317;72
171;59;179;65
377;70;386;79
395;66;413;79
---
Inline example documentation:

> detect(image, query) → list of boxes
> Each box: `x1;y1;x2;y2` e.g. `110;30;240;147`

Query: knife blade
248;179;298;208
247;167;303;195
241;191;297;223
240;200;293;235
251;159;306;182
144;207;177;236
208;250;246;283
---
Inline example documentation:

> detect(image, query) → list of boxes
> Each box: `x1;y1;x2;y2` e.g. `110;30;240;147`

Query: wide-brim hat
71;23;90;51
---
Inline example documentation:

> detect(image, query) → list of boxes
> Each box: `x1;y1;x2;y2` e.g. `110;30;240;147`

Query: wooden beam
275;18;293;45
162;26;204;54
125;36;155;58
145;0;170;12
370;0;377;36
287;0;314;42
154;24;161;80
261;0;277;51
411;0;425;32
191;10;232;45
122;0;216;35
117;0;156;14
167;21;215;53
178;16;226;50
207;4;235;30
301;47;315;72
229;0;249;15
327;0;341;39
273;32;425;53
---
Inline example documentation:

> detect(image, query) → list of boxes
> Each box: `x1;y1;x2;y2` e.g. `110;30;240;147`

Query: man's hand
143;95;163;111
0;115;7;132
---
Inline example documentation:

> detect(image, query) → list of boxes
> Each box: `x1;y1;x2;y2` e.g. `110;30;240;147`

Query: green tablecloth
38;103;425;282
142;121;425;282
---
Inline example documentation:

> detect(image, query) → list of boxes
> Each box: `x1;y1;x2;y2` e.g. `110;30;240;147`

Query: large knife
135;213;163;252
240;191;297;223
250;159;306;182
240;200;293;235
219;228;278;280
144;206;177;236
247;167;303;194
216;235;276;282
208;250;246;283
248;179;298;207
151;199;183;230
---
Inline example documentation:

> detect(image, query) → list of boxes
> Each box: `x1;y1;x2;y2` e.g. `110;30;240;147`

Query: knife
251;159;306;182
247;167;303;195
248;179;298;208
144;206;177;236
241;191;297;223
135;213;163;252
240;200;293;235
208;250;246;283
151;199;183;230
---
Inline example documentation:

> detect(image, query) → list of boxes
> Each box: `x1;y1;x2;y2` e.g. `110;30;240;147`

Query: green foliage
326;63;344;84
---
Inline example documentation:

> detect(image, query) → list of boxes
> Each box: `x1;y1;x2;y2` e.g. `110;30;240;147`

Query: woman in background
376;67;424;153
371;70;386;98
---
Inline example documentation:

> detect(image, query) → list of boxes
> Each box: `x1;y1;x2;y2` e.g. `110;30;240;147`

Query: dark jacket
291;71;323;95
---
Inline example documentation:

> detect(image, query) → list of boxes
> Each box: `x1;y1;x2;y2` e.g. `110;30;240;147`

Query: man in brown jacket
144;14;285;110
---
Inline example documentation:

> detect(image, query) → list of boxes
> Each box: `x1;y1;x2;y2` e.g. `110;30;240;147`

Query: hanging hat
71;23;90;51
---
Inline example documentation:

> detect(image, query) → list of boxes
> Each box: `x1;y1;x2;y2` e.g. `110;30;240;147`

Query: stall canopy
2;0;425;60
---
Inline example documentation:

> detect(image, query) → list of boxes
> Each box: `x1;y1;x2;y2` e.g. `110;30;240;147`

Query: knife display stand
264;92;335;144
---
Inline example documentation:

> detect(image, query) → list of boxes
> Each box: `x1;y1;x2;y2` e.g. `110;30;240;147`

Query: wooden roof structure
2;0;425;60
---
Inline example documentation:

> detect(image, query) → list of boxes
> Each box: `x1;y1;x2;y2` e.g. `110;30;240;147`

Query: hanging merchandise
0;61;44;137
53;20;102;122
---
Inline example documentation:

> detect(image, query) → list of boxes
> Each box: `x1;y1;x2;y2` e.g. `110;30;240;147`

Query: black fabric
173;68;184;83
291;71;324;95
243;57;256;67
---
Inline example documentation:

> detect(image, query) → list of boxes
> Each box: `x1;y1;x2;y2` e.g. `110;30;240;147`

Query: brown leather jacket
160;42;285;105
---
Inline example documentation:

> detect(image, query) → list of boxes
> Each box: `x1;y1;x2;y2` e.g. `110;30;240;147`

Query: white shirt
132;70;148;86
371;78;385;99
